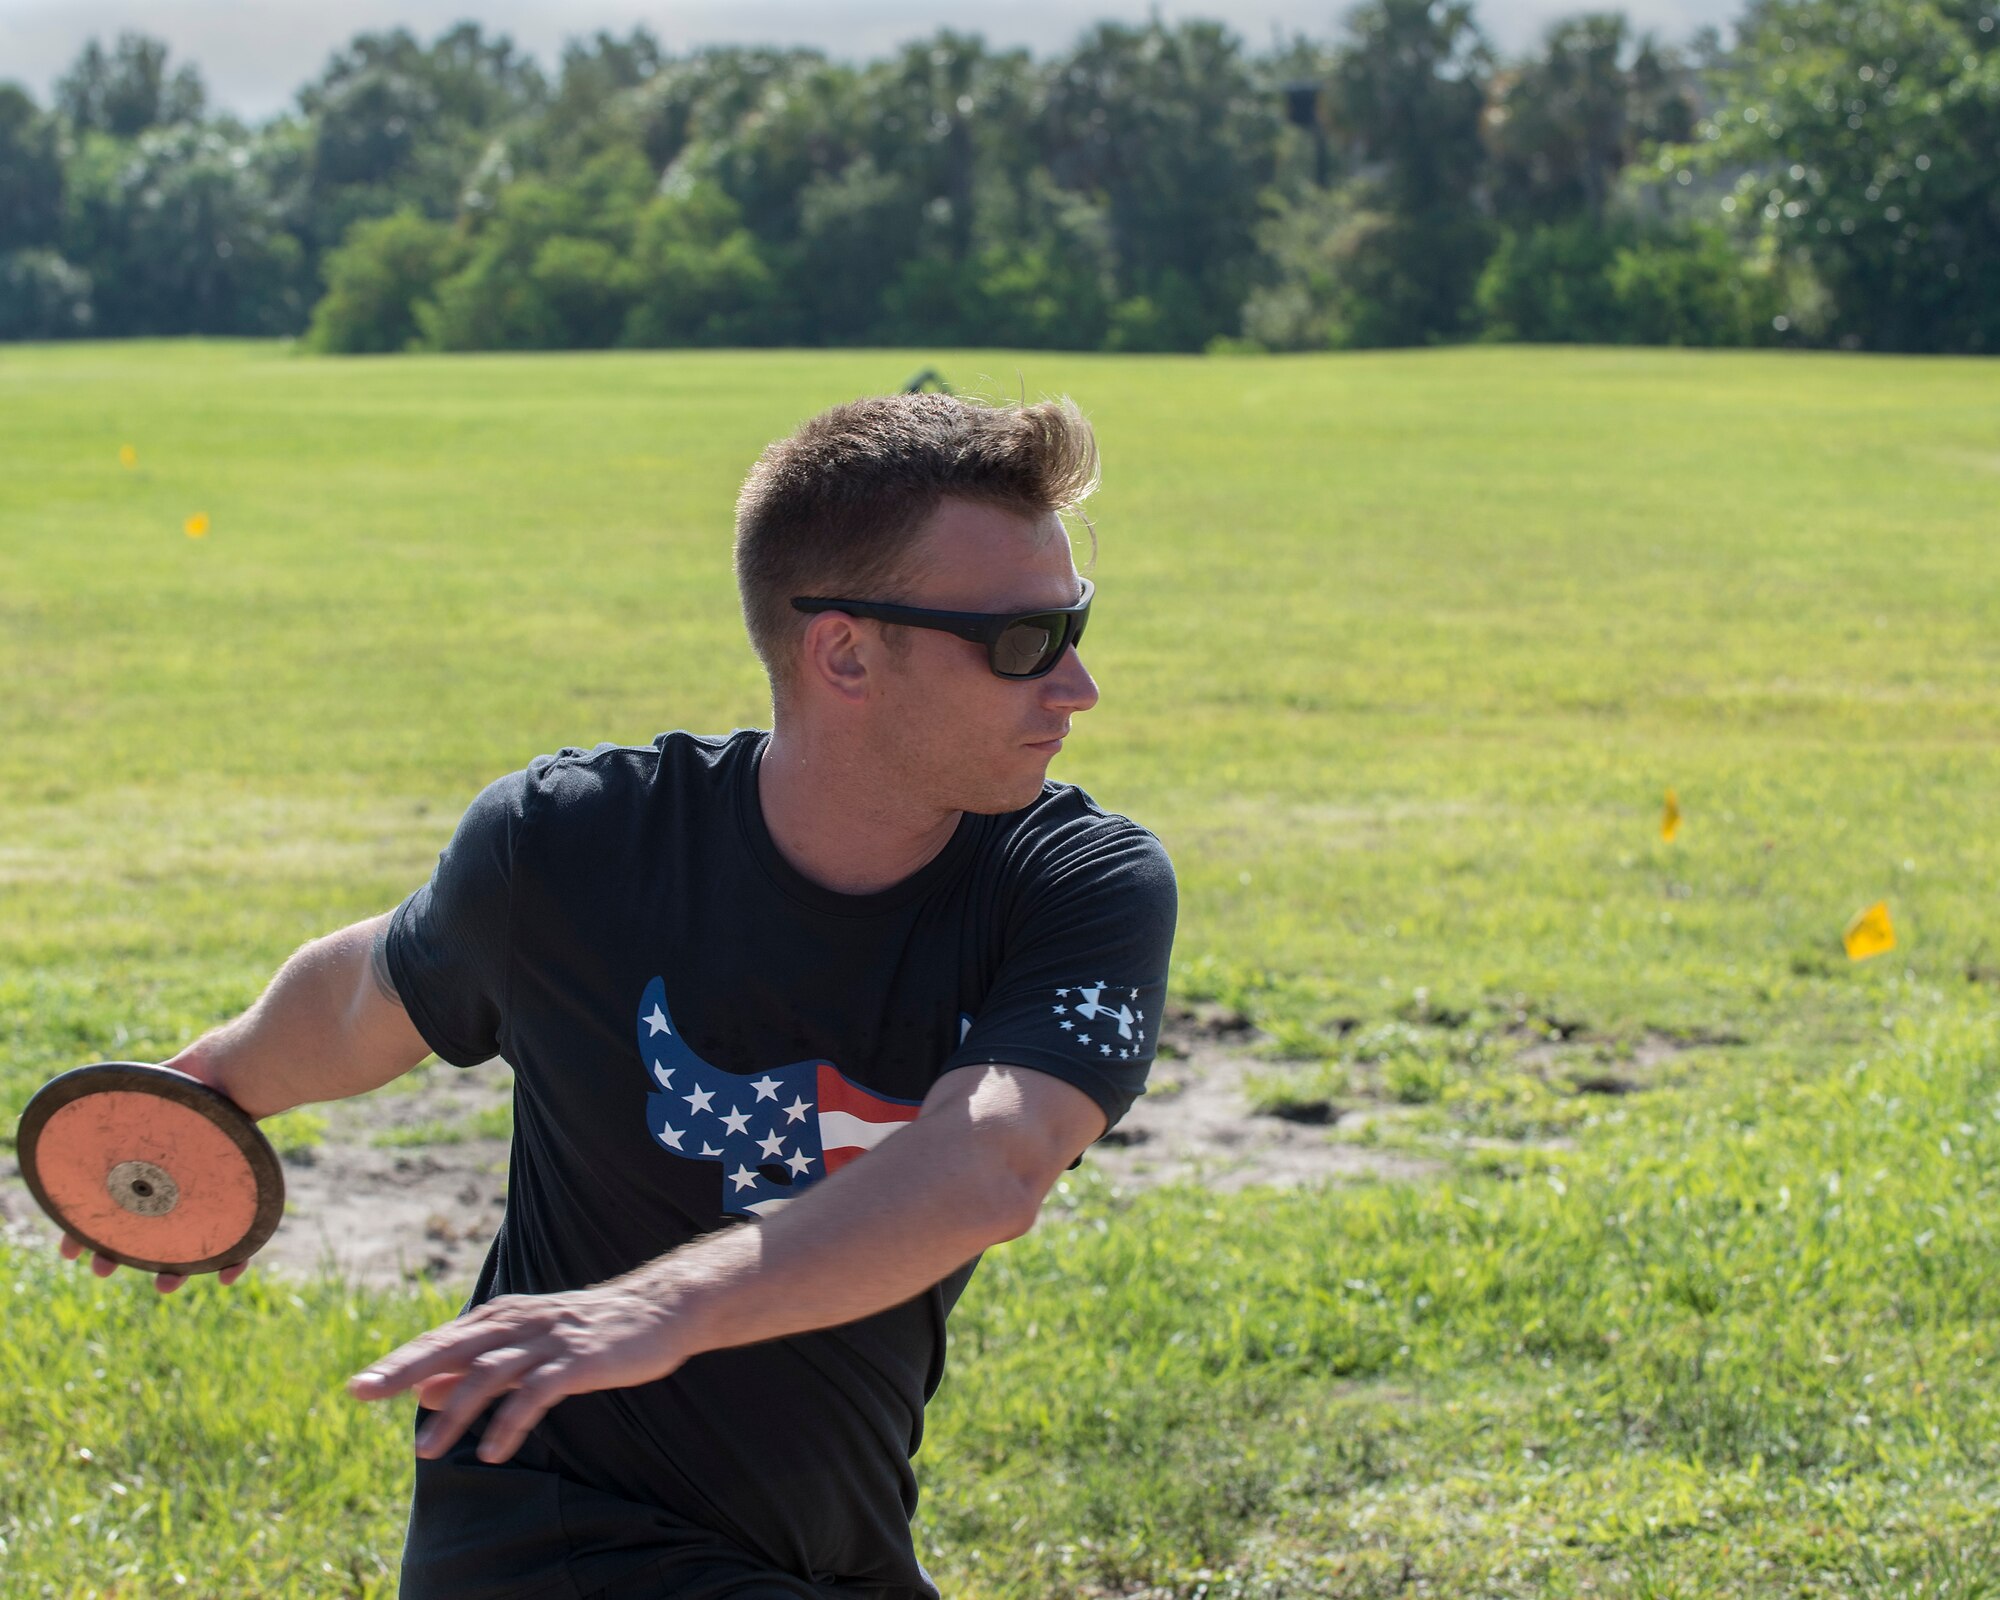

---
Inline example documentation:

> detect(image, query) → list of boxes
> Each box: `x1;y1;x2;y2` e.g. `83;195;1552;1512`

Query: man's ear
800;611;873;706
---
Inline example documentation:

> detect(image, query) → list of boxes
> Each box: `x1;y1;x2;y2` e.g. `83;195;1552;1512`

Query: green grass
3;339;1997;1596
369;1104;512;1148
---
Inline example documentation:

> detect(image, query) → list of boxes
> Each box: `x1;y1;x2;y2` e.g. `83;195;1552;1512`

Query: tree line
1;0;1992;354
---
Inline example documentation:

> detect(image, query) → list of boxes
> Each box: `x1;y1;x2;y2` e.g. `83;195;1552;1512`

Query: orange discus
17;1063;283;1276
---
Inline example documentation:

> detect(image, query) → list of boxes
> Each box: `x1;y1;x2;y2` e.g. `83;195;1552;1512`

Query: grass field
3;340;1998;1597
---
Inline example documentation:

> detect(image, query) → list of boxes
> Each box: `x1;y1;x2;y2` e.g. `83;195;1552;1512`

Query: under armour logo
1071;984;1136;1040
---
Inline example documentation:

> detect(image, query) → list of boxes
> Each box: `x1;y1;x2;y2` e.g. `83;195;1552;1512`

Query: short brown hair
734;392;1099;690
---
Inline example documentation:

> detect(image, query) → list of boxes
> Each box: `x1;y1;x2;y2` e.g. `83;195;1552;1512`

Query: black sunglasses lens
992;620;1060;677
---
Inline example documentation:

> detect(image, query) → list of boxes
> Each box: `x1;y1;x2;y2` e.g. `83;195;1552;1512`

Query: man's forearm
169;914;431;1119
611;1105;1035;1356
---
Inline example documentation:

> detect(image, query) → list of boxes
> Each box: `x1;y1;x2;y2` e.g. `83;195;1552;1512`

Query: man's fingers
59;1236;115;1275
351;1332;479;1400
415;1372;466;1411
350;1310;529;1399
413;1345;543;1460
63;1233;249;1291
478;1364;576;1464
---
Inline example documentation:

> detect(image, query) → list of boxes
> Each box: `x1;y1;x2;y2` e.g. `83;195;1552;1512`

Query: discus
16;1062;284;1276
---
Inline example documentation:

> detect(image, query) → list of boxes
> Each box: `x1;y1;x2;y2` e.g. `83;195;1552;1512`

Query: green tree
62;124;305;335
296;23;547;259
1039;20;1282;348
1320;0;1497;344
305;209;465;353
415;147;653;349
0;249;94;338
881;169;1115;349
1475;214;1626;339
1605;223;1789;343
1472;212;1786;343
1696;0;1999;350
621;181;778;346
54;34;205;138
1485;15;1697;225
529;28;667;171
0;84;66;250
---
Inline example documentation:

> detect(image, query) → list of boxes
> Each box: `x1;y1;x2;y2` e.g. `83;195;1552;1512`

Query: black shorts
397;1406;835;1600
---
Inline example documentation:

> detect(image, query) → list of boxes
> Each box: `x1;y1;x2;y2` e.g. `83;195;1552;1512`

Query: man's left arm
348;1061;1104;1464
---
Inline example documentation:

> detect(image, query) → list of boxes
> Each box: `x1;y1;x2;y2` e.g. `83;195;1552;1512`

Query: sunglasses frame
791;579;1094;680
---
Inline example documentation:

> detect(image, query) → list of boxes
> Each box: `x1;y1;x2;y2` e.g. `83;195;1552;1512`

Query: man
62;392;1176;1598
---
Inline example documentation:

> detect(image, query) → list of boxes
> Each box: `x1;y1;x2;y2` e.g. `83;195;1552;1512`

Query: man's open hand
347;1287;692;1464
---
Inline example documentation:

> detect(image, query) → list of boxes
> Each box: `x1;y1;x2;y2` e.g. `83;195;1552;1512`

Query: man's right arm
163;911;433;1119
61;911;435;1288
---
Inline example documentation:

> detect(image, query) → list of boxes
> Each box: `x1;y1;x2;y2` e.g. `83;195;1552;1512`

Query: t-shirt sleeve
385;767;531;1068
942;818;1177;1135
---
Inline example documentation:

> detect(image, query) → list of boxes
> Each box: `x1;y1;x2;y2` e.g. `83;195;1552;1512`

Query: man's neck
756;724;961;897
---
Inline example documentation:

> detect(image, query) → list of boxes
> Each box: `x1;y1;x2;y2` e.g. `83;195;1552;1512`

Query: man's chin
960;768;1054;816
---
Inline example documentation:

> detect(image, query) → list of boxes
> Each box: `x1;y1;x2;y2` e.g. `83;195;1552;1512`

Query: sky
2;0;1743;122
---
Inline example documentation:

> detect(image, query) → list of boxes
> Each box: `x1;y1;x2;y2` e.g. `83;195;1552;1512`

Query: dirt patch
269;1077;515;1289
1507;1026;1736;1088
1084;1018;1439;1195
1;1017;1438;1292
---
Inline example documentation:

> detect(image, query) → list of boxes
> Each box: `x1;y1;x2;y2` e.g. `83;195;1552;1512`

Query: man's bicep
341;914;437;1088
368;916;402;1007
922;1061;1108;1192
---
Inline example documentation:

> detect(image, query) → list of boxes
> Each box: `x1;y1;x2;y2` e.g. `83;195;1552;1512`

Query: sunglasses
792;579;1093;680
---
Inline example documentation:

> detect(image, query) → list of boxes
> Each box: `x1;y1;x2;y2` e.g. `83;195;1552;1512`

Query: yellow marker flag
184;512;210;539
119;444;138;469
1661;788;1681;843
1844;901;1895;961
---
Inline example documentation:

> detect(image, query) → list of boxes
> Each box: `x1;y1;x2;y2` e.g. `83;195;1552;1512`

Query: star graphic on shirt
1052;1004;1067;1015
1060;1020;1074;1032
683;1085;715;1115
1055;988;1070;998
719;1106;752;1137
750;1075;781;1102
1095;978;1108;989
1100;1044;1112;1056
782;1095;810;1124
700;1142;723;1157
1128;987;1140;1000
645;1005;671;1036
1078;1034;1092;1046
658;1120;685;1150
756;1129;787;1159
1119;1048;1131;1060
785;1149;815;1176
650;1059;675;1090
729;1165;759;1192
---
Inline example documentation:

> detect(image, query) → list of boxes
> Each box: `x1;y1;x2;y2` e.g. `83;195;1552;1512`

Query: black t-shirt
386;729;1177;1596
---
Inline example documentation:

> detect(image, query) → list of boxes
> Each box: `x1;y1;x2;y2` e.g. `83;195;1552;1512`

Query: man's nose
1044;646;1099;713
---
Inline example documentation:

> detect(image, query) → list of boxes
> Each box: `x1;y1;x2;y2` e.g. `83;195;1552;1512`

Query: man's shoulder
515;728;763;814
988;780;1174;883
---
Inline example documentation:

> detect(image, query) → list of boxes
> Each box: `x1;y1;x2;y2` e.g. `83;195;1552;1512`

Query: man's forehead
904;500;1078;605
908;500;1072;576
920;497;1067;548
